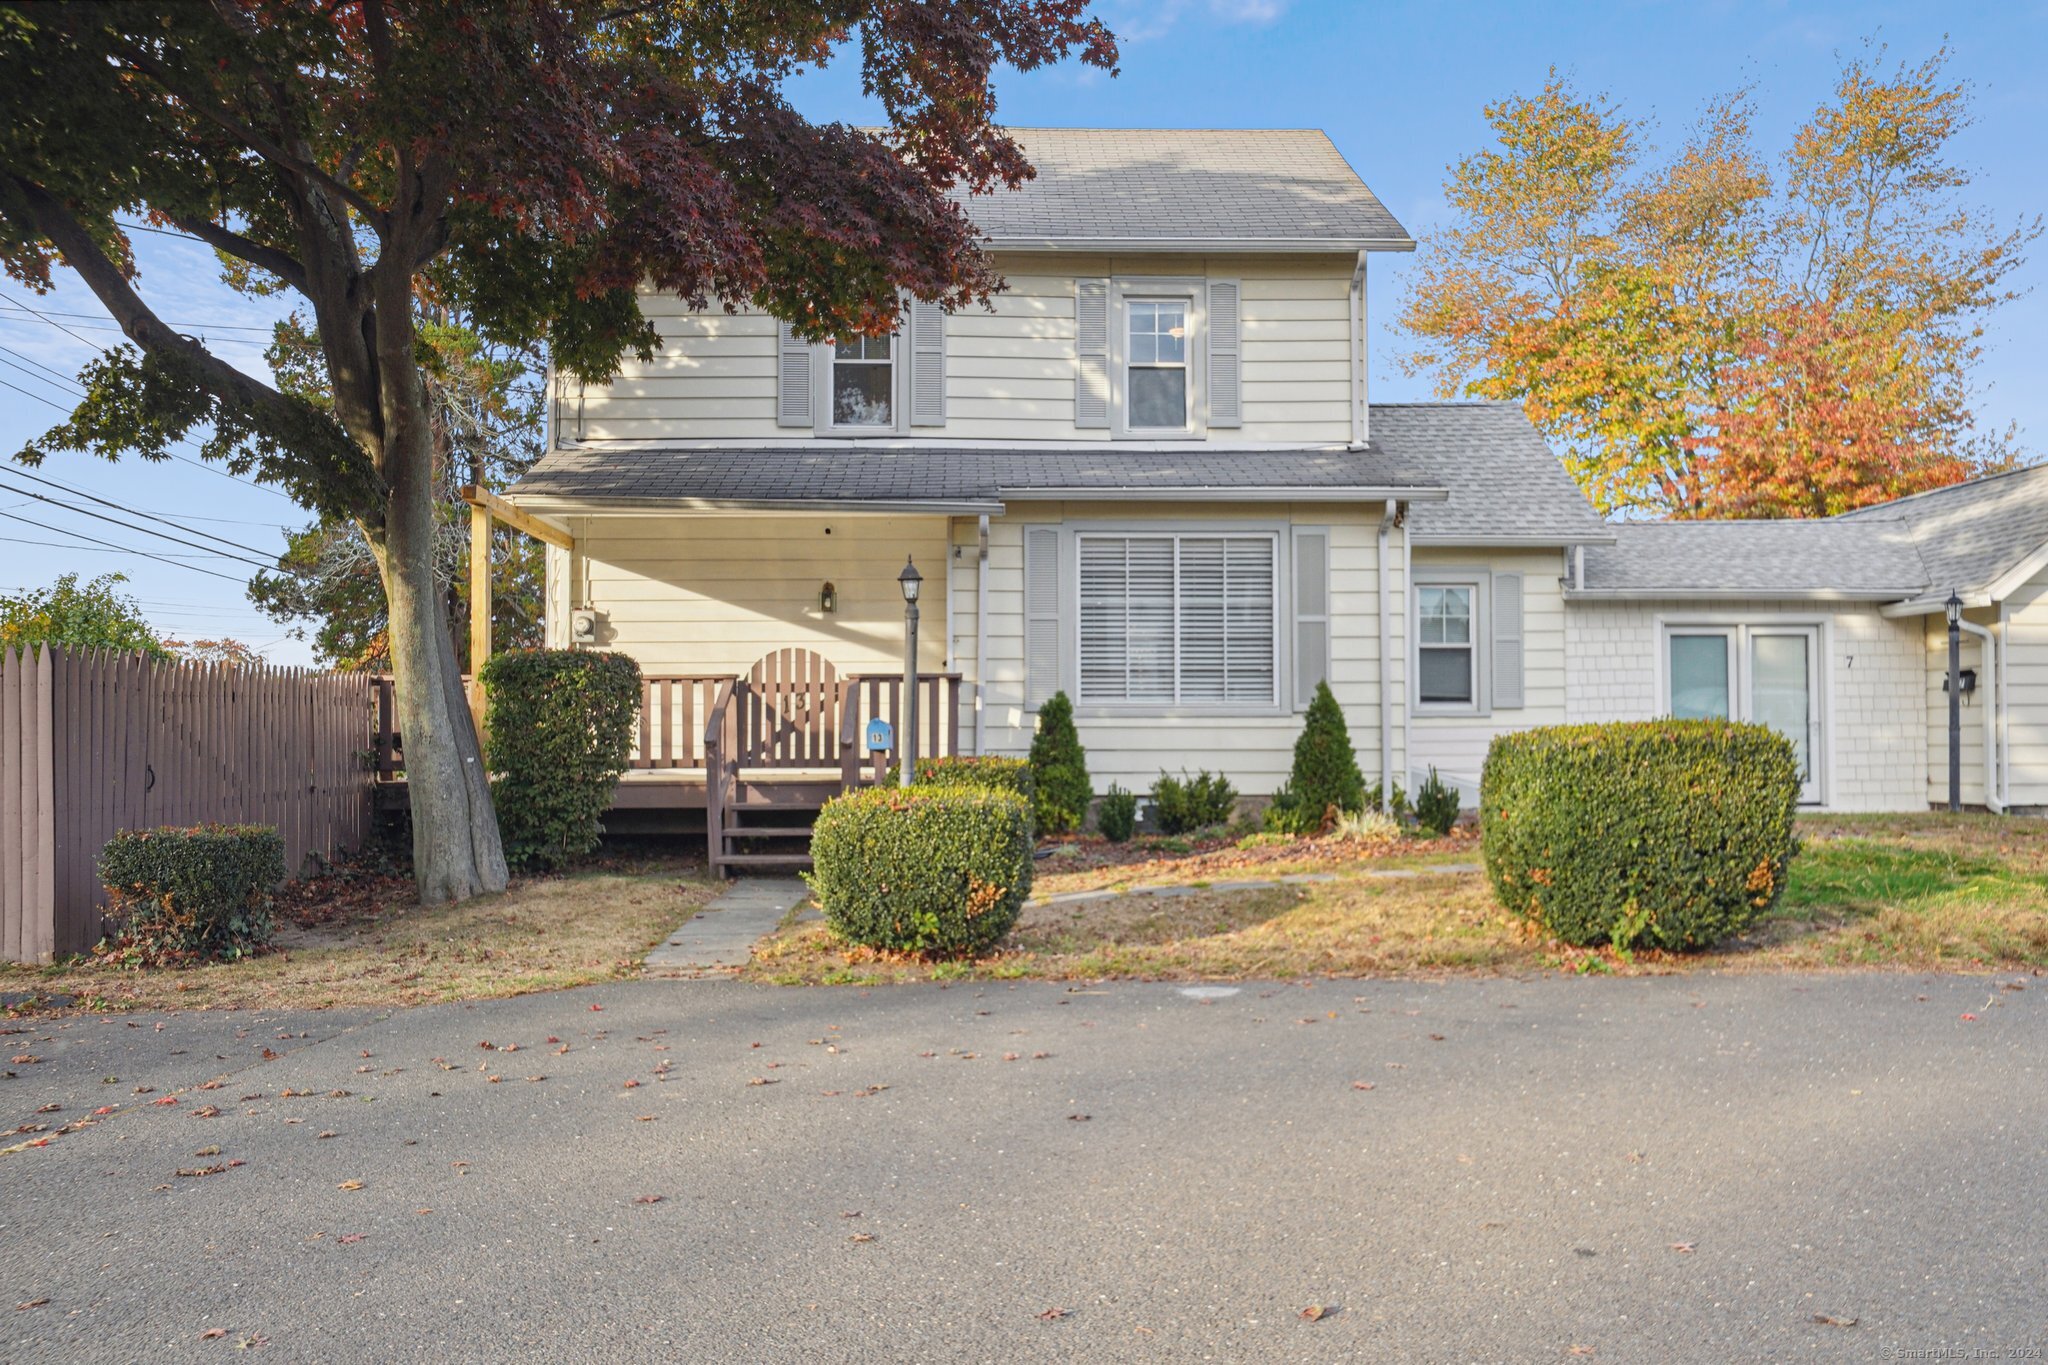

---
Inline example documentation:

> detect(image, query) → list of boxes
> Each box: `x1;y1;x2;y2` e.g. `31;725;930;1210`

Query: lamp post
899;557;923;788
1947;591;1963;813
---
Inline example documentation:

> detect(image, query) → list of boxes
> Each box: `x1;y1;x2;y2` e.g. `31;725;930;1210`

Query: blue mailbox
865;718;894;753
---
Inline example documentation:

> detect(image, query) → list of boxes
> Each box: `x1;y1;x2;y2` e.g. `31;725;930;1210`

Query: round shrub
1096;783;1138;843
481;649;642;870
98;824;286;963
807;785;1033;957
1481;720;1800;950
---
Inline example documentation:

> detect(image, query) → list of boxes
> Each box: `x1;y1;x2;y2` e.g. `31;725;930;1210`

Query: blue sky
2;1;2042;665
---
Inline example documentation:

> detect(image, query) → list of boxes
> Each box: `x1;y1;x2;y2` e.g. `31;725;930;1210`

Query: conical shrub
1265;680;1367;835
1028;691;1092;834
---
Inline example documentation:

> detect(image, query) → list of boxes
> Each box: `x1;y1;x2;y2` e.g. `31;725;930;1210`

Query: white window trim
1065;522;1287;717
1411;567;1489;717
813;322;908;438
1653;614;1831;806
1110;277;1207;440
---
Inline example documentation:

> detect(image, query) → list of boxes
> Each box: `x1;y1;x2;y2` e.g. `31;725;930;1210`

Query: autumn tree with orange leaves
1399;44;2037;519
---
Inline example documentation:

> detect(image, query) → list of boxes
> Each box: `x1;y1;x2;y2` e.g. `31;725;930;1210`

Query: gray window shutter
1075;279;1110;429
1025;527;1061;705
1207;279;1242;429
1492;571;1524;710
776;321;812;428
910;297;946;426
1293;528;1329;708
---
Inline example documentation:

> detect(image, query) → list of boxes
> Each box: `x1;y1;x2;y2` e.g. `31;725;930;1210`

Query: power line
0;511;245;583
2;466;284;560
0;474;278;570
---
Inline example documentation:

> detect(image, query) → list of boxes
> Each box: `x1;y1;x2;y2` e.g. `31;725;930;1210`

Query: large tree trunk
369;348;509;903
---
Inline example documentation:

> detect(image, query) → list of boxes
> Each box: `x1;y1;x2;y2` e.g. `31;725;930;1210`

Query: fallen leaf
1037;1307;1069;1321
176;1165;227;1178
1350;1081;1375;1091
34;1103;58;1114
1569;1348;1596;1358
192;1105;222;1119
633;1195;664;1205
1002;1053;1021;1062
635;1115;656;1122
337;1180;363;1191
848;1232;875;1243
317;1131;336;1140
1670;1242;1696;1254
201;1328;227;1339
589;1003;603;1012
1811;1314;1858;1328
623;1079;641;1089
1068;1114;1091;1122
1961;1013;1978;1022
193;1145;222;1157
337;1233;366;1245
747;1077;778;1087
152;1096;178;1107
1300;1305;1331;1322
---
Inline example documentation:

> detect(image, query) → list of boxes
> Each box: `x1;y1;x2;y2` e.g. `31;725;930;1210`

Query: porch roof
505;443;1448;513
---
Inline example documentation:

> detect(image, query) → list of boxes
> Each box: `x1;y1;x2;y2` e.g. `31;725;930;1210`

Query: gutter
975;514;990;757
1377;500;1399;805
996;486;1450;504
1566;587;1920;604
984;236;1417;254
1958;618;2005;813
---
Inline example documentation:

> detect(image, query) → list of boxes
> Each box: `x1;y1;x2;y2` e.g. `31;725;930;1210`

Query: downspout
974;513;990;757
1377;500;1398;803
1958;618;2003;813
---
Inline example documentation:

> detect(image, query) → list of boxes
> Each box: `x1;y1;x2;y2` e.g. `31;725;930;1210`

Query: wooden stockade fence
1;647;376;964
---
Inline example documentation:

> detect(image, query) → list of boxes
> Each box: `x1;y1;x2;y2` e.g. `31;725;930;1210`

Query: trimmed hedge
1028;692;1092;834
98;824;285;963
807;785;1034;957
481;649;642;870
1266;681;1368;836
891;755;1035;808
1481;720;1800;950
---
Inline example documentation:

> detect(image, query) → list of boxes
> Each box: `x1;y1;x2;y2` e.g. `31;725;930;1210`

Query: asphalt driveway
2;971;2042;1363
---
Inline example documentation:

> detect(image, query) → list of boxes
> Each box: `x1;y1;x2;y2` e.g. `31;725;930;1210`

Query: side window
1417;585;1476;706
831;335;894;428
1125;299;1189;431
1668;632;1732;720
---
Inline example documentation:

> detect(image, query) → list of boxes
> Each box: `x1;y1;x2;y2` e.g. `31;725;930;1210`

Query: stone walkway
642;876;811;976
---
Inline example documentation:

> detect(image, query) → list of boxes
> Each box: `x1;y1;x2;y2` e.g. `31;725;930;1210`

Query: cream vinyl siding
1407;548;1569;802
1564;597;1925;812
953;500;1404;796
1924;609;1994;809
2000;565;2048;807
543;514;949;677
559;253;1359;445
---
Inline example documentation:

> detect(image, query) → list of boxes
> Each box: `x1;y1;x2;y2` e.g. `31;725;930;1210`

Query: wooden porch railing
373;673;736;777
836;673;966;787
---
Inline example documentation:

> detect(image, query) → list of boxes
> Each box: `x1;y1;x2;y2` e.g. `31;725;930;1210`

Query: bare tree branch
164;214;308;291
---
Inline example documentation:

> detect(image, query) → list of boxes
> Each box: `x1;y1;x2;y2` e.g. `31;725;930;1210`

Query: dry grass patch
1;858;719;1014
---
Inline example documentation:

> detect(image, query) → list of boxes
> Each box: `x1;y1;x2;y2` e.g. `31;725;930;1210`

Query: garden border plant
97;823;286;964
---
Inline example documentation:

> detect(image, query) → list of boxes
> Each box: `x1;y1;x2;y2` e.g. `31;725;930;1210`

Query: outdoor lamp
819;581;837;614
1946;591;1963;627
899;557;923;603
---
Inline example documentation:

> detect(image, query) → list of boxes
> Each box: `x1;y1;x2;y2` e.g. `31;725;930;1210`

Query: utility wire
0;474;278;570
1;466;284;560
0;510;244;583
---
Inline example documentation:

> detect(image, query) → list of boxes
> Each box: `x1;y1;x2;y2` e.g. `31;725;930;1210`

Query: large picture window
830;335;893;427
1078;533;1277;705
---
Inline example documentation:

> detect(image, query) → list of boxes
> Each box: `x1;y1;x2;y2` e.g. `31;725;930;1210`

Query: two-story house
499;127;2048;869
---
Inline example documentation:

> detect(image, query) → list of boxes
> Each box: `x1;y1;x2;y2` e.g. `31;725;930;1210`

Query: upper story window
831;335;894;427
1126;300;1189;431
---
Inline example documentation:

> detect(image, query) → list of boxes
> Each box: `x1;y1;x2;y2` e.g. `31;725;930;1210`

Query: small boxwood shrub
1097;783;1138;843
807;785;1034;957
98;824;285;963
1414;767;1461;836
482;649;642;871
1028;692;1093;834
1151;769;1237;835
1266;681;1368;836
1481;720;1800;951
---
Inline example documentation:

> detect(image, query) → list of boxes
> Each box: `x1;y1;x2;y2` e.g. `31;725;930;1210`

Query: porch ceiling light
1946;590;1963;626
898;556;923;604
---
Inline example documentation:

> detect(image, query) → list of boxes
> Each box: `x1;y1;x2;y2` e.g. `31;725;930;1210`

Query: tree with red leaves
0;1;1117;902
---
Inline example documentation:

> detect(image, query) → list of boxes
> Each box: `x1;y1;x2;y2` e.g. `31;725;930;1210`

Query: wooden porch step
723;825;815;839
716;852;814;869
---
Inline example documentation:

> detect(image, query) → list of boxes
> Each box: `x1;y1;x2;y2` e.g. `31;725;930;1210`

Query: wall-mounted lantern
819;581;838;614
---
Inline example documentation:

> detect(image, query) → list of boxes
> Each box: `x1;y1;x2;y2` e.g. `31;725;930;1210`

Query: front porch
375;656;967;875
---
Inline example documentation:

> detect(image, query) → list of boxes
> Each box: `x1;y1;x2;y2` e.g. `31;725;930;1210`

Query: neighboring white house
503;127;2047;829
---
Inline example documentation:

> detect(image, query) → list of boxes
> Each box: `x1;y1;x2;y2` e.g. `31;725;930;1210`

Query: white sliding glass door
1663;624;1822;803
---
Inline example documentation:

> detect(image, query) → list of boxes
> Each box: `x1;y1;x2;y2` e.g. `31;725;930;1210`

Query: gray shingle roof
1382;402;1611;545
508;443;1440;509
1832;463;2048;597
959;129;1412;249
1580;521;1930;597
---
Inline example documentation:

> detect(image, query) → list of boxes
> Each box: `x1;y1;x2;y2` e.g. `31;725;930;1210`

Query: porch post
1946;591;1962;812
469;501;491;735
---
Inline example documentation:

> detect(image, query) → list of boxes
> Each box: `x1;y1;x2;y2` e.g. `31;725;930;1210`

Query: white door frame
1656;618;1828;805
